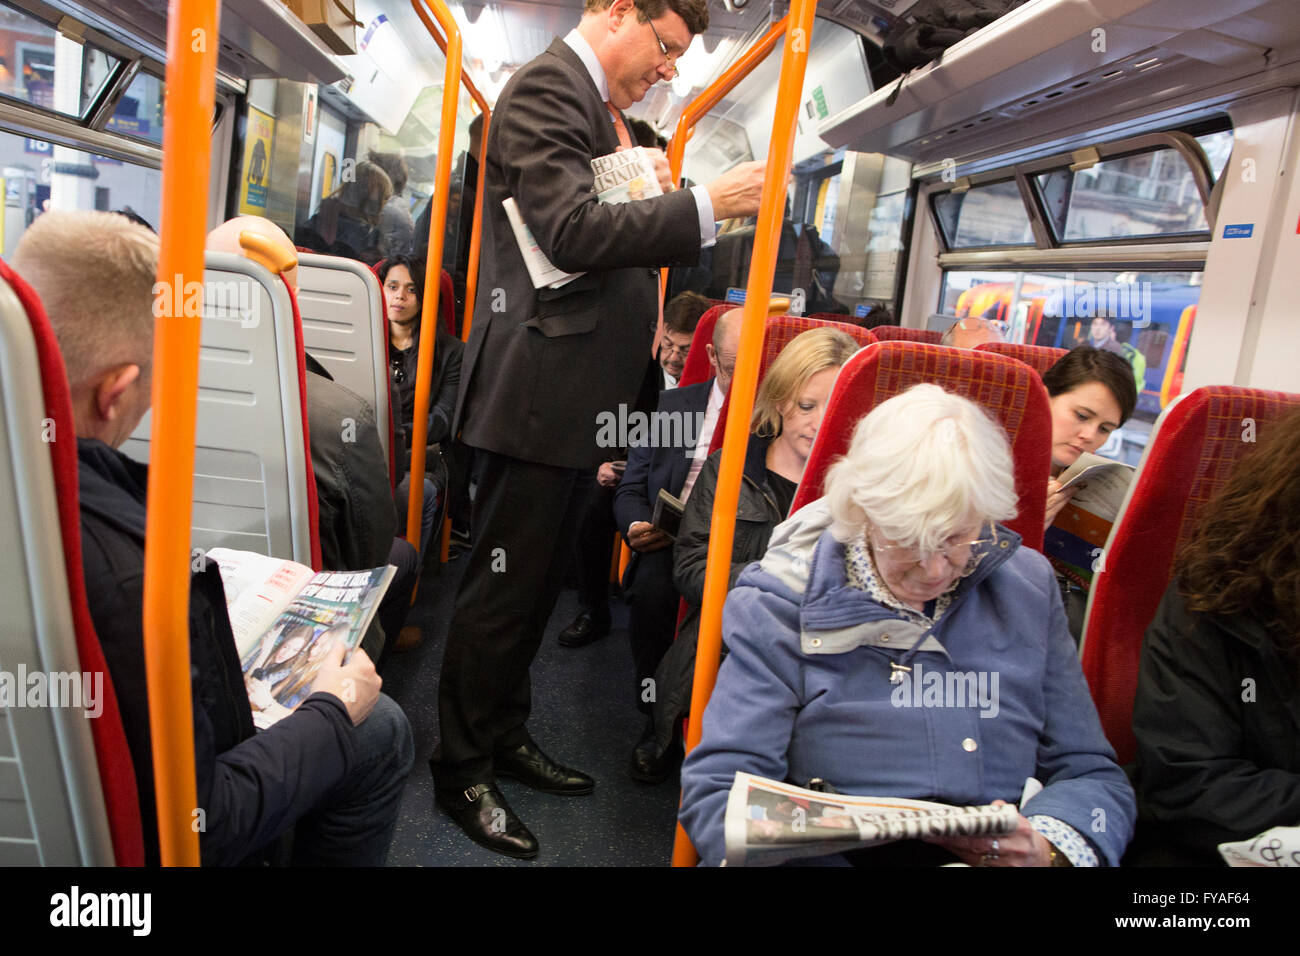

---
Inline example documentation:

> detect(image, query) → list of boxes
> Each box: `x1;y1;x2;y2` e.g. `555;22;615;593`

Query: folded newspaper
724;773;1021;866
207;548;395;728
1219;825;1300;867
504;145;664;290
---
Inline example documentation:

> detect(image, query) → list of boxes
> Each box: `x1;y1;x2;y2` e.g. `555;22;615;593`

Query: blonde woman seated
678;384;1135;866
632;327;859;781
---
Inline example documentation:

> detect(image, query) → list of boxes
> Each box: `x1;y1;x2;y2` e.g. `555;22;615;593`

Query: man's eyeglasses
646;18;678;77
661;341;690;358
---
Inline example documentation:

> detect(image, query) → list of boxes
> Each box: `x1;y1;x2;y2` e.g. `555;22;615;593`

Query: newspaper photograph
724;772;1021;867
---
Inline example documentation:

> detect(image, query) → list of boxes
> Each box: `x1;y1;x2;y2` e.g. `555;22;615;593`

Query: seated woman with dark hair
1130;407;1300;866
632;327;859;782
1041;346;1138;638
678;384;1135;866
380;254;464;566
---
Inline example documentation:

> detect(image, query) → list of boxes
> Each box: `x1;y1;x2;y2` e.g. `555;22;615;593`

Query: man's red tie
606;101;633;149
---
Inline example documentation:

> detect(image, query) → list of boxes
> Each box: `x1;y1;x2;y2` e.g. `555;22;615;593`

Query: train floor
380;551;682;866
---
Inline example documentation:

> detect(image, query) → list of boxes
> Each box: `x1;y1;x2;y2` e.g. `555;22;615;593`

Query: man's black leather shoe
495;741;595;795
435;782;539;859
629;742;681;785
558;610;610;648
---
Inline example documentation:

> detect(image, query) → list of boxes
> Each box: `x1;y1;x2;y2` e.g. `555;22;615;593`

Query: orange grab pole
405;0;463;551
409;0;490;341
658;15;789;304
672;0;818;868
1160;304;1196;408
142;0;221;867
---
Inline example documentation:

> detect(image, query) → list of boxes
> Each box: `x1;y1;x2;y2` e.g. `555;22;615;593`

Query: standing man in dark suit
435;0;767;858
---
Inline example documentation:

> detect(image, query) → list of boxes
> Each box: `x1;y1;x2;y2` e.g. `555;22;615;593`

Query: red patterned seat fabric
676;303;733;388
1081;385;1300;763
707;316;876;456
0;258;145;865
791;341;1052;551
870;324;942;345
975;341;1068;378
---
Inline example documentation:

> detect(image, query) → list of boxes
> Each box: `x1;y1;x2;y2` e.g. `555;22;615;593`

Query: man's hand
627;520;672;553
705;161;771;221
649;148;676;194
310;643;381;726
597;462;620;487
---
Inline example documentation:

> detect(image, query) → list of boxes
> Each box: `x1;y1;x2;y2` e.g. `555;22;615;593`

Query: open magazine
207;548;395;728
724;773;1021;867
504;145;664;290
1044;451;1135;588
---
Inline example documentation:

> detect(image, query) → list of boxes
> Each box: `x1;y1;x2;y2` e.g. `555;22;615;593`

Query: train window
932;179;1035;249
1195;129;1233;181
1035;147;1210;242
940;268;1203;464
106;70;164;146
0;129;161;256
0;4;121;119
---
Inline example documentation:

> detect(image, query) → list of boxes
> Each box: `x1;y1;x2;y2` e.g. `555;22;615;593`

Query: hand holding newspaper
505;146;664;290
207;548;395;728
723;772;1021;866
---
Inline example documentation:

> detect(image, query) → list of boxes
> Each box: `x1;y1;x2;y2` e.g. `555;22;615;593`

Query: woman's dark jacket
645;433;786;756
389;326;464;475
1130;582;1300;865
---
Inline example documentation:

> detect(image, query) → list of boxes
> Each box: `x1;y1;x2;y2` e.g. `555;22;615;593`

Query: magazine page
206;548;316;661
591;146;664;204
1045;453;1134;588
723;773;1020;867
501;198;585;290
239;565;397;729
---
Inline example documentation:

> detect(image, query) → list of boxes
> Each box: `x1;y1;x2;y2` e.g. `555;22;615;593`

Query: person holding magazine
678;384;1135;866
1041;347;1138;639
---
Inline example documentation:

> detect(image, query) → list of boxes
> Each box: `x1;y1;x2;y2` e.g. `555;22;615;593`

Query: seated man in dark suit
560;289;714;647
207;216;420;664
17;210;414;865
614;307;739;782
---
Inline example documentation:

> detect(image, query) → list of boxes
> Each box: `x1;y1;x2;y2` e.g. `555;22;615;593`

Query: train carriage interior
1;0;1298;871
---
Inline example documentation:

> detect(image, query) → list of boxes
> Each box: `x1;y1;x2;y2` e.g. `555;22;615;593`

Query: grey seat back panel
297;253;390;470
0;277;114;865
123;251;312;564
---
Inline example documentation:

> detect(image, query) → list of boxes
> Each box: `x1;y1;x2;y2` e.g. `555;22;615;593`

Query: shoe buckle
463;784;487;802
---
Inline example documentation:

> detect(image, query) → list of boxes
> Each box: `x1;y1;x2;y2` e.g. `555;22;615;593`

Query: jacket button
880;633;890;642
962;737;978;752
810;638;822;648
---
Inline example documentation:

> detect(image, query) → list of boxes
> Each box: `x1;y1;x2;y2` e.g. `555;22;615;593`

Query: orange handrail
672;0;818;868
409;0;490;341
658;15;788;304
142;0;221;867
405;0;463;551
1160;304;1196;408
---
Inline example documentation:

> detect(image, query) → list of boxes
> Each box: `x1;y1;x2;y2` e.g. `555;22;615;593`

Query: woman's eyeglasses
391;357;405;385
868;523;995;570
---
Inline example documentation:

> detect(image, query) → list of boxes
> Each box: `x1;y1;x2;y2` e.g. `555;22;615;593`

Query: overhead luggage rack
819;0;1299;166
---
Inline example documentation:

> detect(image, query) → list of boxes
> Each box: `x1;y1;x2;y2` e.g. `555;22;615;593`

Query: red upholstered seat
0;258;145;866
1080;385;1300;764
279;274;324;571
870;324;942;345
706;316;877;456
677;304;733;388
975;341;1068;377
791;341;1052;551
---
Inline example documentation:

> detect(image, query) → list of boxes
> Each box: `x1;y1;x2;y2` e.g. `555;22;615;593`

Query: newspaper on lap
724;772;1021;867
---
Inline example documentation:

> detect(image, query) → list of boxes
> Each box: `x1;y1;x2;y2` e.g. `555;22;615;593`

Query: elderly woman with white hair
678;384;1134;866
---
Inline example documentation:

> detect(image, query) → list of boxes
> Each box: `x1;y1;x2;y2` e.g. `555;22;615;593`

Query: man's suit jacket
454;37;703;469
614;377;713;589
